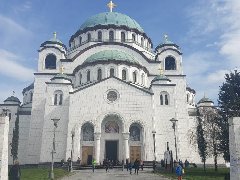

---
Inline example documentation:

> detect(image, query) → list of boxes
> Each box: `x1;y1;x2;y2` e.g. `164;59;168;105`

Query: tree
197;106;221;171
11;113;19;163
218;70;240;162
196;108;207;172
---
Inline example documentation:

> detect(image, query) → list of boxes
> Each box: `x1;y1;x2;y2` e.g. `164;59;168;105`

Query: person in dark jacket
9;160;21;180
134;159;140;175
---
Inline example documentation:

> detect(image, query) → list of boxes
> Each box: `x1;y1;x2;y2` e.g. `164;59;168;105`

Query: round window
107;91;118;102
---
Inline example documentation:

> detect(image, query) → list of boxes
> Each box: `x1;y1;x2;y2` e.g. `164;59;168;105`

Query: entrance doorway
130;146;141;162
82;146;93;165
105;141;118;162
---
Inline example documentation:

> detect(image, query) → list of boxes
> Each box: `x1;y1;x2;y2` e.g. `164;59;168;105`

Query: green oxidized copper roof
80;12;144;33
84;50;139;64
4;96;20;103
197;97;213;104
152;74;170;83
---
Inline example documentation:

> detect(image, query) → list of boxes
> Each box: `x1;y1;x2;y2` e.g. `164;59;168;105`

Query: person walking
67;157;72;172
134;159;140;175
92;159;96;172
128;161;133;175
105;159;110;173
9;160;21;180
140;160;144;170
122;159;124;171
126;158;129;171
176;163;183;180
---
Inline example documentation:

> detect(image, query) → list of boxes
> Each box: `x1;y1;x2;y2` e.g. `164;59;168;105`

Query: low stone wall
0;115;9;180
229;117;240;180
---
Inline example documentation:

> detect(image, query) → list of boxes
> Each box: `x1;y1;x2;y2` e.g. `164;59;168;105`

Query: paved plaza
60;169;170;180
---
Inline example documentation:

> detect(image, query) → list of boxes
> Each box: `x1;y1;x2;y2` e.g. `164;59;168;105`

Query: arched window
79;36;82;44
122;69;127;80
45;54;56;69
97;68;102;81
141;73;145;85
109;31;114;42
82;123;94;141
121;32;126;42
105;121;119;133
132;34;136;42
160;92;169;105
141;37;144;47
160;95;163;105
87;70;90;82
73;40;76;47
133;71;137;83
165;56;176;70
53;90;63;106
130;125;141;141
110;68;114;77
87;33;91;42
187;94;189;103
79;73;82;84
165;94;169;105
98;31;102;41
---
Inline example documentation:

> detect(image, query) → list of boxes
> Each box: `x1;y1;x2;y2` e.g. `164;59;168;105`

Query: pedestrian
134;159;140;175
140;160;144;170
122;159;124;171
9;160;21;180
105;160;110;172
92;159;96;172
176;163;183;180
67;157;72;172
184;159;189;168
128;161;133;175
126;158;129;171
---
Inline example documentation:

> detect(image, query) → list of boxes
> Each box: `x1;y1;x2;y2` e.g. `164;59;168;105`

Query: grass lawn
20;167;69;180
158;167;230;180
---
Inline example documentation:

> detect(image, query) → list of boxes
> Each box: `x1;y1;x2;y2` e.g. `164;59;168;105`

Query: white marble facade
0;115;9;180
229;117;240;180
0;9;200;165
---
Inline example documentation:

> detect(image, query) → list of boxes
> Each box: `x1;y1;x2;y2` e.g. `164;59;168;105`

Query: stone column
122;133;130;161
94;133;101;164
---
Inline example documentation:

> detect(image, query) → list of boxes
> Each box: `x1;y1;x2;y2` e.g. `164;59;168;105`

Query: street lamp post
170;118;178;161
50;118;60;180
70;130;75;172
152;130;156;172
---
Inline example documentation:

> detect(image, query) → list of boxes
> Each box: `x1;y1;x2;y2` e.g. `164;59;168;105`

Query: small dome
40;32;67;50
197;97;213;104
22;83;34;95
151;74;170;83
84;50;139;65
79;12;144;33
4;96;21;104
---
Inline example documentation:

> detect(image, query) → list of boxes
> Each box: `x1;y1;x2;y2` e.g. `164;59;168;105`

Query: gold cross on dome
158;66;164;75
164;34;168;42
107;1;116;12
53;32;57;39
60;64;64;74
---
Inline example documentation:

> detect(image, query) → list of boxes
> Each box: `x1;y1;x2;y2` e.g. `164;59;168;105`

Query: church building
0;1;202;165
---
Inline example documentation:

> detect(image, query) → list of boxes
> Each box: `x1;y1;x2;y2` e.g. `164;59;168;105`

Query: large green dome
79;12;144;33
84;50;139;64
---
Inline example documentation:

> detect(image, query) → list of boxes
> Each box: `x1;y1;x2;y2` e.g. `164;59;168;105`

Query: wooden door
82;146;93;165
130;146;141;162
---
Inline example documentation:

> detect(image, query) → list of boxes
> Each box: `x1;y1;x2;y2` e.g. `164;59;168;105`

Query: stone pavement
59;169;170;180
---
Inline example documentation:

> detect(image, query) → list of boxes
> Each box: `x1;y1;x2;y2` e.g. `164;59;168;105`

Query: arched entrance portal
100;114;123;164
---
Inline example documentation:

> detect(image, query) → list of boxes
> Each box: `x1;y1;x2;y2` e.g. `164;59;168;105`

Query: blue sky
0;0;239;104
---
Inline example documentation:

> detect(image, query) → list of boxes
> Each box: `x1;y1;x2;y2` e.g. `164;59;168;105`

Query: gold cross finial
53;32;57;39
164;34;168;42
60;64;64;74
107;1;116;12
158;66;164;75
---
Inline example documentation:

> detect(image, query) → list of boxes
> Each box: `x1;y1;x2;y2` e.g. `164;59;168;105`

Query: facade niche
45;54;56;69
165;56;176;70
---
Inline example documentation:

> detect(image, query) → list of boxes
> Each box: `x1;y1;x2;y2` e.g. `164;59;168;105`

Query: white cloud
0;14;30;34
184;0;240;103
0;49;34;81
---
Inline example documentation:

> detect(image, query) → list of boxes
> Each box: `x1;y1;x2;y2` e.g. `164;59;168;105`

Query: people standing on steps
134;159;140;175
